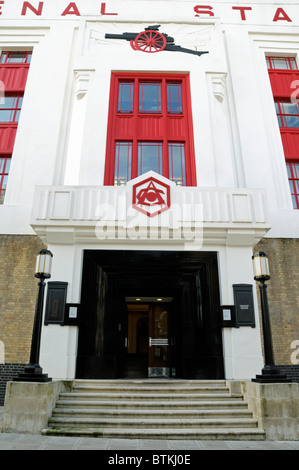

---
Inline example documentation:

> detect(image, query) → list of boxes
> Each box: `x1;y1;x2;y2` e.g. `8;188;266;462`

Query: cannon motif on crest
105;25;209;57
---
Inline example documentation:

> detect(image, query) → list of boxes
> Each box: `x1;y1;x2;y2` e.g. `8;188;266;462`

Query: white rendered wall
0;2;298;238
39;244;82;379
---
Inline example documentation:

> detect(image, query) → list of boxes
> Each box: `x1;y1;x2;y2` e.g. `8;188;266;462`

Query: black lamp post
14;249;53;382
252;251;288;383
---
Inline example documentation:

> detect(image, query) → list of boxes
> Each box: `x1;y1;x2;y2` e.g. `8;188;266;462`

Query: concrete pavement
1;407;299;450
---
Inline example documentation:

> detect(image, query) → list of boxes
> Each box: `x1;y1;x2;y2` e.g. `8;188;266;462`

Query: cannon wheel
134;30;167;53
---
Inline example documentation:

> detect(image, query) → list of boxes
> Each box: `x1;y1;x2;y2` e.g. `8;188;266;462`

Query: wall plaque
233;284;255;327
44;281;68;325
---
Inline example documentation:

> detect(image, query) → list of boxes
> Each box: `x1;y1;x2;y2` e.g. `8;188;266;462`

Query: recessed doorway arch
76;250;224;380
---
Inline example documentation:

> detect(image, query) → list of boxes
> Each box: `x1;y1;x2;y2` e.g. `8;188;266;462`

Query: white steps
42;379;265;440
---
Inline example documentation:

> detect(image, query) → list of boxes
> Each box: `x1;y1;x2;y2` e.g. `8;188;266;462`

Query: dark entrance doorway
125;299;173;378
76;250;224;380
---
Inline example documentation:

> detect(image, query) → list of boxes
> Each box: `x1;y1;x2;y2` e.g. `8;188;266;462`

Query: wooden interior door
148;303;171;377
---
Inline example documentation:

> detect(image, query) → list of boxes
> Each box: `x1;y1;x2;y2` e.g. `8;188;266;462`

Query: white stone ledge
31;184;270;246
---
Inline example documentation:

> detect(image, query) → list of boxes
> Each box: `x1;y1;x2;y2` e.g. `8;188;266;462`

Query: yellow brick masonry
0;235;45;363
254;238;299;365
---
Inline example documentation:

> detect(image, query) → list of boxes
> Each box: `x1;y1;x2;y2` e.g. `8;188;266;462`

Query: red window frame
275;100;299;128
0;155;11;204
104;72;196;187
267;56;299;208
0;51;32;64
286;162;299;209
0;94;23;123
0;51;31;204
266;56;298;70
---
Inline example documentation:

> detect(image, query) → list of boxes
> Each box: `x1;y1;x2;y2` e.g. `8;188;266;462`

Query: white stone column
219;245;264;380
39;244;83;379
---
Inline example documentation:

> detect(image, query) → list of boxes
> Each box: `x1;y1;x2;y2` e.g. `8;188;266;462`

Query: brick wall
0;235;45;364
254;238;299;366
0;364;26;405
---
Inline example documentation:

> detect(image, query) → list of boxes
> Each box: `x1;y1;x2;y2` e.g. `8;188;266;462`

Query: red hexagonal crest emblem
132;175;171;217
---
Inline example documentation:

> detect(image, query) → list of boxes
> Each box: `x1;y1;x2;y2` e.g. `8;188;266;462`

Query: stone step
48;416;259;429
59;392;240;402
42;426;266;440
52;407;252;419
73;379;227;386
72;380;229;393
44;379;265;440
56;399;248;409
72;387;230;394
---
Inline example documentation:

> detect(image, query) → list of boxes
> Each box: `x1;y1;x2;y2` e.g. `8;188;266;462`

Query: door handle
149;337;169;346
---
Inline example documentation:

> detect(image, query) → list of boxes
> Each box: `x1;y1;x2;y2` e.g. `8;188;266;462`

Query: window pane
114;142;132;186
5;158;11;173
0;96;22;122
118;81;134;113
286;162;299;209
281;102;299;114
285;116;299;127
289;180;295;193
276;101;299;128
0;157;11;205
138;142;163;175
167;83;183;114
2;174;8;189
0;110;14;121
0;96;17;108
273;58;290;69
139;82;161;113
0;52;7;63
291;195;298;209
168;142;186;186
266;57;298;70
0;51;32;64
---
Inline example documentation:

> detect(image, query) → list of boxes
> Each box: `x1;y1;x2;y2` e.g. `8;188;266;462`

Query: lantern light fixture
252;251;270;281
35;249;53;279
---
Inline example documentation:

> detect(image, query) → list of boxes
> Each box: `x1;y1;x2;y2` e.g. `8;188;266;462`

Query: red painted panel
166;116;185;140
268;70;299;98
0;66;29;91
114;115;135;139
137;115;163;139
280;130;299;160
0;126;17;154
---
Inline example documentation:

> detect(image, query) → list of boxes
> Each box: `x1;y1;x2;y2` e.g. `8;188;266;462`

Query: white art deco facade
0;1;299;392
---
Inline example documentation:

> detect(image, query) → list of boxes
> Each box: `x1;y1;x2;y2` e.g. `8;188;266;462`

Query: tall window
0;156;11;204
287;162;299;209
267;56;299;209
105;73;196;187
0;95;23;123
0;51;31;203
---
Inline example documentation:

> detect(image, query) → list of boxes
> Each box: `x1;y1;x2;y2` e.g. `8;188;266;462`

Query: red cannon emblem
106;25;208;57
